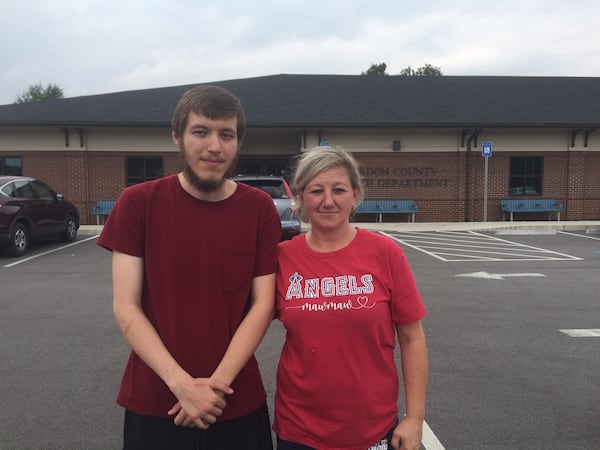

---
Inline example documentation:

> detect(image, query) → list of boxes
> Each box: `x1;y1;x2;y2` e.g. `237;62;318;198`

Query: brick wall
85;152;182;224
353;150;599;222
7;148;599;225
21;151;88;220
355;152;467;222
570;151;600;219
11;151;182;225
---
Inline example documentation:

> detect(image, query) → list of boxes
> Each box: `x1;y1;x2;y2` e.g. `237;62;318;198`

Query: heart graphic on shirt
353;296;375;309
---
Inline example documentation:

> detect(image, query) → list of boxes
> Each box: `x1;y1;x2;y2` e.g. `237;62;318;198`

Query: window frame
508;156;543;196
126;156;163;186
0;156;23;175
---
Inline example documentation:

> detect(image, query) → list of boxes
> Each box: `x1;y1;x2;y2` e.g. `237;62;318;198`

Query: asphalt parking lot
1;225;599;449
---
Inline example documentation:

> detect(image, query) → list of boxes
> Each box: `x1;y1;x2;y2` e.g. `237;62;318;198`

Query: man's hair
171;85;246;145
292;145;364;222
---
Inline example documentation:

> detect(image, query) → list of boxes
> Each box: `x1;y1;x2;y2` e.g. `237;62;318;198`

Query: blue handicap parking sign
482;142;492;157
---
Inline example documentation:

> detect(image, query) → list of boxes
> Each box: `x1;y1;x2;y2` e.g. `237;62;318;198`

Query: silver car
233;175;301;240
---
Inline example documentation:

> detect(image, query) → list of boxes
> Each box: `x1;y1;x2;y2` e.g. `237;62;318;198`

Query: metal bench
355;199;419;223
500;198;564;221
92;200;116;225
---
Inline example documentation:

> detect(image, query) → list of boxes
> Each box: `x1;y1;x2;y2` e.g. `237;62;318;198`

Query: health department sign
360;166;450;189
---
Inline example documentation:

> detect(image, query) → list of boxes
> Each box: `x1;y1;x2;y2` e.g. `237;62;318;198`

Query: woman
274;146;429;450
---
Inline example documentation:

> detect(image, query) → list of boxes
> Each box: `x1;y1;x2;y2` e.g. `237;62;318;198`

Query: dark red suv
0;176;79;257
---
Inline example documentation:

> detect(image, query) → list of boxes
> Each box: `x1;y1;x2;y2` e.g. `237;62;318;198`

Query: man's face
172;111;239;193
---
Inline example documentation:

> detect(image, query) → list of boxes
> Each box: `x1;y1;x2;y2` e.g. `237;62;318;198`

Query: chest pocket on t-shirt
223;253;255;293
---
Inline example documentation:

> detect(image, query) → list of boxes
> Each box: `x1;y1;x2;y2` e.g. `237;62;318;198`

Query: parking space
381;230;583;262
393;230;600;449
1;230;599;449
0;235;126;449
1;235;99;268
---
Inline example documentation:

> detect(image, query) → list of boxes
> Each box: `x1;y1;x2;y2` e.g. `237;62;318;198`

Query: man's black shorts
123;402;273;450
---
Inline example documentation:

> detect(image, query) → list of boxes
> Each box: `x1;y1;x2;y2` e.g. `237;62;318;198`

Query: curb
79;221;600;236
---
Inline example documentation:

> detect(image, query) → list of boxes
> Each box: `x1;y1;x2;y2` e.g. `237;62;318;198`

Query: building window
0;156;23;175
126;156;163;186
509;156;543;195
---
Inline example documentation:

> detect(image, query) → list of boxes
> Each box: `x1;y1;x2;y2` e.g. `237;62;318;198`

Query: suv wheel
61;214;78;242
9;222;29;257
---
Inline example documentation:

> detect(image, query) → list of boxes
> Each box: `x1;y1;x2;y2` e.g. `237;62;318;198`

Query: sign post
482;142;492;222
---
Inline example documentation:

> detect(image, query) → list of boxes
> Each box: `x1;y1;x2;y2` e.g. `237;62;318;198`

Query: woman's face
300;166;360;232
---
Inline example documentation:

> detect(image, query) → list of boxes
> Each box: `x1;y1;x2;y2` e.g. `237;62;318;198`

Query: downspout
464;128;481;222
79;128;90;225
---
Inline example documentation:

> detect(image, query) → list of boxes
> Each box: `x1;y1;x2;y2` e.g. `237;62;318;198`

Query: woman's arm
211;273;276;385
170;272;276;426
391;319;429;450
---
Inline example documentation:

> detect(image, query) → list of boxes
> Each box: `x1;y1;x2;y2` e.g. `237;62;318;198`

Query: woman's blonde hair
292;145;364;222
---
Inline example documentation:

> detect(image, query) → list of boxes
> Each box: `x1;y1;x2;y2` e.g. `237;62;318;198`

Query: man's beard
182;154;238;194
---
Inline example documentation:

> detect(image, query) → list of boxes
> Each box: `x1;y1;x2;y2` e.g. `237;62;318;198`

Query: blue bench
355;199;419;223
92;200;117;225
500;198;564;221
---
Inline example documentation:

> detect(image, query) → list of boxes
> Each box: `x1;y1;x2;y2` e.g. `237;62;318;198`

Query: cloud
1;0;599;104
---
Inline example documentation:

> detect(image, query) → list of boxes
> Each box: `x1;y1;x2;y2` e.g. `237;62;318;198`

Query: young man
98;85;280;450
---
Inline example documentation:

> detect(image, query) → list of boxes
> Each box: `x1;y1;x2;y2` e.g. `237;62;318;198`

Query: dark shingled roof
0;74;599;128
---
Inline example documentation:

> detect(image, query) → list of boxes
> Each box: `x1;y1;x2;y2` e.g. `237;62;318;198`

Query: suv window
31;180;56;200
1;182;17;197
13;180;35;199
241;179;289;199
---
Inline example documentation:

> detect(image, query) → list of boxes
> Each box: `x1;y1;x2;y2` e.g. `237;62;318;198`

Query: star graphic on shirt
289;272;303;283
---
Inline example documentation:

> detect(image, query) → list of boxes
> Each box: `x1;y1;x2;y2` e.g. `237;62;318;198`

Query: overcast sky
1;0;599;105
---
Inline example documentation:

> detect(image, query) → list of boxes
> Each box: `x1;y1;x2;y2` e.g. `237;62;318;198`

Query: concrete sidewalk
344;220;600;233
78;220;600;236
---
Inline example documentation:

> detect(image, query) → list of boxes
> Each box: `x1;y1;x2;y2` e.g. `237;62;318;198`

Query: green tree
14;83;64;103
399;65;415;76
399;63;443;76
362;62;388;76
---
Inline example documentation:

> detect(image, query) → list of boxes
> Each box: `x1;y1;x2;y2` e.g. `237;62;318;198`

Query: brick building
0;74;598;224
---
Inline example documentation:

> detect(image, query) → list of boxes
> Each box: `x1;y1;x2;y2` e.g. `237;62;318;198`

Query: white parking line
559;329;600;337
423;420;446;449
2;235;99;268
455;271;545;280
558;231;600;241
381;231;582;262
380;231;449;261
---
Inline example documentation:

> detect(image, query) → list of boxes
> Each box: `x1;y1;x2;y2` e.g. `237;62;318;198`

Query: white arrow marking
455;271;546;280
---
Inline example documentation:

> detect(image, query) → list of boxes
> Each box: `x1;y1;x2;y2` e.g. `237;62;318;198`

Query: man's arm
391;320;429;450
212;273;275;384
112;250;231;429
171;272;276;426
